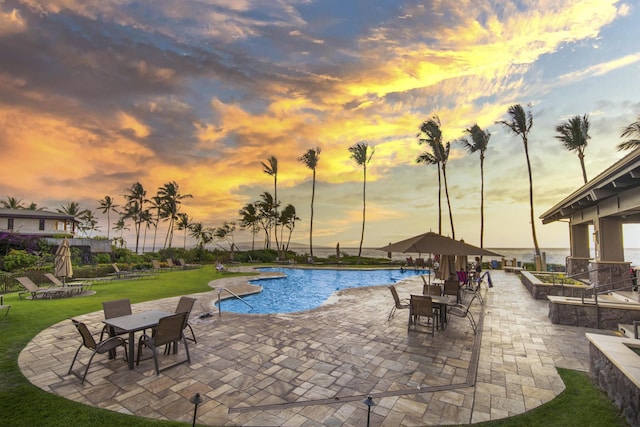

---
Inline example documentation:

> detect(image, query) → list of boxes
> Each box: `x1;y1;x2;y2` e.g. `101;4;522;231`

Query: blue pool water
217;267;429;314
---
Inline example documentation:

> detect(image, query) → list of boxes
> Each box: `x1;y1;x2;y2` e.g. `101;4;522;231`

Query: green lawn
0;266;629;426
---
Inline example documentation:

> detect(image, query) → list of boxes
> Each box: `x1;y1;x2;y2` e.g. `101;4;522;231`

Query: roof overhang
540;147;640;224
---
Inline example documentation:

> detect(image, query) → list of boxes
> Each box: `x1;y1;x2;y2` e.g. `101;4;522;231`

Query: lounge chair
166;258;177;269
16;277;67;299
177;258;199;269
408;295;438;335
44;273;90;295
388;285;409;321
68;319;128;383
136;312;191;375
0;295;10;316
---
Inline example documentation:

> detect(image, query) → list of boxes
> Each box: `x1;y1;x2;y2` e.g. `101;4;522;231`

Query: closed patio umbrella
438;254;456;280
54;238;73;284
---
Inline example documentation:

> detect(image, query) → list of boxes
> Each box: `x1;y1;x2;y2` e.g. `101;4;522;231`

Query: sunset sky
1;1;640;252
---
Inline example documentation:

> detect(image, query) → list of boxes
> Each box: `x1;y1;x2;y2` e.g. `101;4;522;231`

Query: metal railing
216;287;253;316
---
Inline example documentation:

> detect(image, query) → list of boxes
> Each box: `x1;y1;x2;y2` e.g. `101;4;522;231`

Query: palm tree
417;116;454;238
298;147;321;258
123;182;147;254
176;213;193;250
279;204;300;253
1;197;24;209
256;192;276;249
157;181;193;249
458;124;490;248
238;203;260;250
140;209;154;253
497;104;540;258
98;196;119;239
148;195;163;252
78;210;100;237
25;202;46;210
213;222;236;252
189;222;213;250
617;115;640;151
57;202;90;236
554;114;590;183
349;142;375;264
262;156;280;257
113;217;130;248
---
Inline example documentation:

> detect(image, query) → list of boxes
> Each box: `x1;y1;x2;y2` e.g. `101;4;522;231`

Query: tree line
2;110;640;260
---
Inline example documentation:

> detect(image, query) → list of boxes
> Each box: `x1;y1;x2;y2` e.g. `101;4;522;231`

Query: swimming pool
217;267;429;314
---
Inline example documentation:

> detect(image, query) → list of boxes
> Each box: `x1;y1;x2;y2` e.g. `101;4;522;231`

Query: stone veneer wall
589;343;640;426
548;302;640;329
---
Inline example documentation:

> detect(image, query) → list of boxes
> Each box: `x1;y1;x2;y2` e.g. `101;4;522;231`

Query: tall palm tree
25;202;46;210
158;181;192;249
123;182;147;254
176;213;193;250
497;104;540;258
98;196;119;239
261;156;280;257
555;114;590;183
298;147;321;259
349;142;375;264
140;209;154;253
238;202;260;250
148;195;163;253
1;196;24;209
617;115;640;151
458;124;490;248
417;116;454;238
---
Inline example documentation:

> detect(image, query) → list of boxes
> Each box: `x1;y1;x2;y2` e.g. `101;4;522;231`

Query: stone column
567;223;591;277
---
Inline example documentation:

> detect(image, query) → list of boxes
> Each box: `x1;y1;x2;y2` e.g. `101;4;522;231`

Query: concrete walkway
19;269;593;426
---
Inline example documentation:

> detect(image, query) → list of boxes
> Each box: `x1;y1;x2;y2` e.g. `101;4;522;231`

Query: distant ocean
298;247;640;267
142;244;640;266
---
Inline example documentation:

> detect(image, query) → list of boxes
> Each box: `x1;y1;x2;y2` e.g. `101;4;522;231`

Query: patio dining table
102;310;172;369
429;295;455;330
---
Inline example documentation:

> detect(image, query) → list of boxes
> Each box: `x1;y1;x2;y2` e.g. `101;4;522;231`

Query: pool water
217;267;429;314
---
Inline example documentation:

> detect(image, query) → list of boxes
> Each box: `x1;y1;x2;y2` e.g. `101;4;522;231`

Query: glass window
7;218;14;230
39;219;45;230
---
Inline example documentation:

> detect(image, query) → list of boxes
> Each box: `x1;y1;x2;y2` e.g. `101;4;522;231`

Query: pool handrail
216;287;253;316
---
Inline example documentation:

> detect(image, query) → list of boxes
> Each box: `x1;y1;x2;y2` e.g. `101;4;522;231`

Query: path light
363;395;376;427
190;392;203;427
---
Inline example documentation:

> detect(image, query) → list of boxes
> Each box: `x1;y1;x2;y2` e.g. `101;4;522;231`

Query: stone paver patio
19;269;593;426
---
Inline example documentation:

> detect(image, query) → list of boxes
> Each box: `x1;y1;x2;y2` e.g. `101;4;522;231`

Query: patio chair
0;295;10;316
68;319;128;384
462;276;484;304
175;296;197;343
448;294;478;334
136;312;191;375
166;258;177;269
16;277;66;300
408;295;438;335
388;285;409;321
423;283;442;296
444;279;461;303
100;298;132;341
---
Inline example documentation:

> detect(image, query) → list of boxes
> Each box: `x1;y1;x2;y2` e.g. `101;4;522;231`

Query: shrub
3;249;39;271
